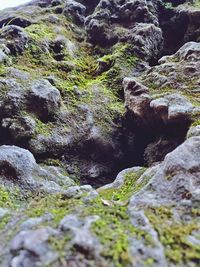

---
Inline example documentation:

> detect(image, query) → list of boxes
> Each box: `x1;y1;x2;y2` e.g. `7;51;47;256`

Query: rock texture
0;0;200;267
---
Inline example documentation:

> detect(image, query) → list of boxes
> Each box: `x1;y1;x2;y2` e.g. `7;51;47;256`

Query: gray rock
0;25;28;55
123;77;151;120
187;125;200;138
60;214;101;257
150;93;197;122
20;214;53;230
126;23;163;61
10;227;58;267
100;167;143;191
0;46;11;65
29;79;62;120
143;41;200;91
128;210;167;267
63;0;86;24
2;116;36;141
0;145;73;194
129;136;200;208
0;79;27;117
124;76;197;124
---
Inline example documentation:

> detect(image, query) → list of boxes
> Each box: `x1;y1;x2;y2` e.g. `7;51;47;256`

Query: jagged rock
0;145;73;194
177;5;200;43
0;44;11;64
85;0;161;49
29;79;62;120
143;41;200;90
124;78;198;124
129;135;200;208
28;131;74;157
0;16;31;28
124;23;164;60
10;227;59;267
0;25;28;55
123;77;151;120
144;137;180;166
2;116;36;141
129;210;168;267
150;93;197;122
0;79;26;117
0;0;199;266
63;0;86;24
60;214;101;257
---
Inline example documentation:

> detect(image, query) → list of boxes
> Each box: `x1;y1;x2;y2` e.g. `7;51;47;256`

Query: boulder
2;116;36;141
0;25;28;55
143;41;200;91
0;145;74;194
129;135;200;208
29;79;62;120
10;227;59;267
63;0;86;24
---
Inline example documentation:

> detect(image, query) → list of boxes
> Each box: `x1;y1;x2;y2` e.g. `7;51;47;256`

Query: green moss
35;119;53;136
26;194;81;225
25;23;56;42
0;186;22;209
100;43;138;93
99;168;147;202
146;206;200;264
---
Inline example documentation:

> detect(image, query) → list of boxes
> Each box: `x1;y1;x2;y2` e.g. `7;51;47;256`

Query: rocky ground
0;0;200;266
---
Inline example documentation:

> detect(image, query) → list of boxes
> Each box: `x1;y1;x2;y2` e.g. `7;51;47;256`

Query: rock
150;93;197;122
0;44;11;65
187;125;200;138
29;79;62;120
0;16;31;28
59;214;101;257
10;227;58;267
129;210;167;267
144;137;180;166
63;0;86;24
123;77;151;120
124;23;164;61
0;79;27;117
0;25;28;55
2;116;36;141
0;145;73;194
85;0;161;49
100;167;144;191
28;130;74;157
129;136;200;208
20;214;53;230
143;41;200;91
124;77;197;124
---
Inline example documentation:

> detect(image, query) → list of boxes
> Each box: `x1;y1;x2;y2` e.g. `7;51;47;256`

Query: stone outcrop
0;0;199;267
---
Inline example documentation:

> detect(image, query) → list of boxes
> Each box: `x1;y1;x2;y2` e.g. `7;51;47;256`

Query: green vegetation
146;206;200;264
35;119;53;136
99;168;147;202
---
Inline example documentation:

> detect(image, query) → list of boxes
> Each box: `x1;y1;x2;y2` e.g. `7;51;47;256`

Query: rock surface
0;0;199;267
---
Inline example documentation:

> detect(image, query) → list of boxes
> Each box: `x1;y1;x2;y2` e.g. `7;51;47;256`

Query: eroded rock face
0;0;199;267
85;0;163;60
0;25;28;55
29;79;62;121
